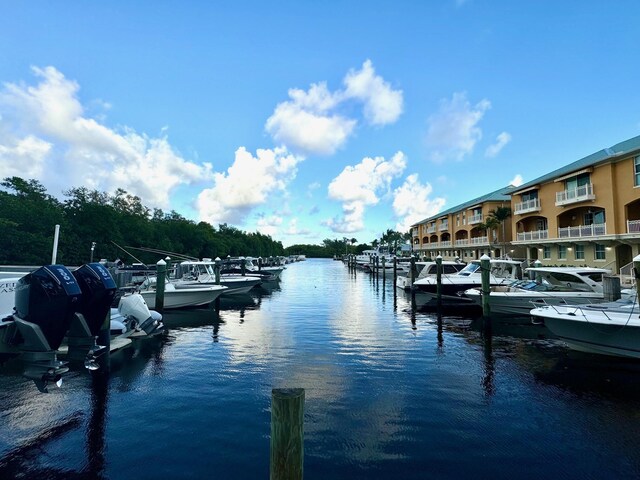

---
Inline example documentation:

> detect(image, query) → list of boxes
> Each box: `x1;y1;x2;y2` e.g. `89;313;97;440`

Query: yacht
396;260;466;290
173;260;262;294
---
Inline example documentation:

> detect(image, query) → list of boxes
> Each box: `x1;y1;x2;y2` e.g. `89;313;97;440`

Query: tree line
0;177;285;266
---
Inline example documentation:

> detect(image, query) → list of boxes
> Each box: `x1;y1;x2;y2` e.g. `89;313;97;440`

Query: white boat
412;259;524;310
530;296;640;358
355;246;392;267
138;278;227;309
221;257;284;281
463;267;634;316
173;260;262;294
396;261;466;290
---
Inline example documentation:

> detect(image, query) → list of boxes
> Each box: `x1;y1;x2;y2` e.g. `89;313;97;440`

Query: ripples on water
2;259;640;479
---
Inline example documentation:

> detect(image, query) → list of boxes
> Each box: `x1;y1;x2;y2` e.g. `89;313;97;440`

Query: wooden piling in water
97;309;110;372
270;388;304;480
410;256;416;309
155;259;166;313
436;255;443;312
393;257;397;285
480;254;491;319
603;275;621;302
634;254;640;301
382;256;386;285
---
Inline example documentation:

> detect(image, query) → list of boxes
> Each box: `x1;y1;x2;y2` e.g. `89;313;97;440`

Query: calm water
2;259;640;479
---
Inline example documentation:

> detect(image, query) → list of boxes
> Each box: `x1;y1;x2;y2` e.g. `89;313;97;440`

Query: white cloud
426;92;490;162
0;66;212;208
324;152;407;233
265;60;403;155
485;131;511;157
284;218;310;236
392;174;446;232
196;146;302;226
343;60;403;126
256;214;283;236
509;174;524;187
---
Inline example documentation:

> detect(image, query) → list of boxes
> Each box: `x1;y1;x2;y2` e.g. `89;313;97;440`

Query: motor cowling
14;265;82;351
72;263;117;337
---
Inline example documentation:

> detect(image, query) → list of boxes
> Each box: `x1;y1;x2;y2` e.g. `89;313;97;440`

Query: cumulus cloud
393;174;446;232
256;214;283;236
196;146;302;226
265;60;402;155
426;92;490;162
284;218;311;236
324;152;407;233
0;66;212;207
509;174;524;187
485;131;511;157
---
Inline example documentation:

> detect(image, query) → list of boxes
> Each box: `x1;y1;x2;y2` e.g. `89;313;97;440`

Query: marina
2;258;640;478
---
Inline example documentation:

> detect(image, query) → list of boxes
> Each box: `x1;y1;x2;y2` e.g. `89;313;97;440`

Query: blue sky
1;1;639;247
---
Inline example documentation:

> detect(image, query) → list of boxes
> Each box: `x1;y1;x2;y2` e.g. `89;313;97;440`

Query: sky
1;1;640;247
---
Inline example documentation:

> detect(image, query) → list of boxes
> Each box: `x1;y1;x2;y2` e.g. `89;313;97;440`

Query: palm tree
488;206;512;257
478;217;500;253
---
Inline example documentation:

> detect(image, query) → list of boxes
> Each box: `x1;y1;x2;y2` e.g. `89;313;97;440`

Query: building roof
411;185;514;227
512;134;640;194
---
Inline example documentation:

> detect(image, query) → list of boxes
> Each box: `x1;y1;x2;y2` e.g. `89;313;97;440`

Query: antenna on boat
110;241;149;267
124;246;198;261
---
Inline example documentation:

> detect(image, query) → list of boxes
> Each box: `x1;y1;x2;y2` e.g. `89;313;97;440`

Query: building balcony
412;227;419;236
628;219;640;233
427;226;436;234
468;213;483;224
455;239;469;246
470;236;489;245
555;183;595;206
439;241;452;247
516;230;549;241
558;223;606;238
514;198;541;215
439;223;449;231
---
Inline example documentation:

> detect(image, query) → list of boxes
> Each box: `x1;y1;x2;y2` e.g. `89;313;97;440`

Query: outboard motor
13;265;82;392
118;293;164;336
68;263;118;367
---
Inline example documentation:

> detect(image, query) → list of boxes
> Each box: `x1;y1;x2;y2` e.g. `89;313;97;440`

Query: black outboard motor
13;265;82;392
66;263;117;367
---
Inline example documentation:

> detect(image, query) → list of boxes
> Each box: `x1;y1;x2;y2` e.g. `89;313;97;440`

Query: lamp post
90;242;96;263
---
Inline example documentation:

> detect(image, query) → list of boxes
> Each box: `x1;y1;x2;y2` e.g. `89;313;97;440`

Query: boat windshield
457;262;480;276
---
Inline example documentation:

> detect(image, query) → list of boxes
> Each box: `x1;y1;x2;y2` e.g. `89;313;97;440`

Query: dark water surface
2;259;640;479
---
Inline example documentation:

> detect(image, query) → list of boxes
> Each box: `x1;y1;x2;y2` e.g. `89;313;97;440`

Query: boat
463;267;634;317
109;292;165;338
355;246;392;267
137;277;227;309
530;295;640;358
173;260;262;294
412;259;524;310
220;257;283;281
396;260;466;290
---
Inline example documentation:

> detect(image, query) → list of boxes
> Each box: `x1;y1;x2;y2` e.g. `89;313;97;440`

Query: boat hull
140;286;225;309
465;291;605;317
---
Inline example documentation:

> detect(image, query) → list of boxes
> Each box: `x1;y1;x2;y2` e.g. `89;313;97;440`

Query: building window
543;246;551;259
522;190;538;202
558;245;567;260
594;243;606;260
635;155;640;186
575;244;585;260
565;172;591;191
584;210;605;225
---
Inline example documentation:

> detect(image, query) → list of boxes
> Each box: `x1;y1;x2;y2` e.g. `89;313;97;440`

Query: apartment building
510;135;640;271
411;186;521;261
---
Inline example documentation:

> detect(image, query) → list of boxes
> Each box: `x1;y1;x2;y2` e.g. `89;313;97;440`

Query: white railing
412;227;419;236
455;239;469;246
470;236;489;245
468;213;483;224
439;241;452;247
620;261;636;287
439;222;449;231
427;226;436;234
514;198;541;214
516;229;548;241
628;219;640;233
555;183;595;206
558;223;606;238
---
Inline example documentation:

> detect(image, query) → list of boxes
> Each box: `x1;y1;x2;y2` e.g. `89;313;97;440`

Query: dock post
410;256;416;309
96;309;110;372
155;259;166;313
530;259;542;280
480;254;491;320
240;256;246;276
382;256;386;285
375;255;380;280
436;255;443;312
214;257;221;311
270;388;304;480
165;256;172;280
259;257;263;272
634;254;640;301
393;257;397;285
603;276;621;302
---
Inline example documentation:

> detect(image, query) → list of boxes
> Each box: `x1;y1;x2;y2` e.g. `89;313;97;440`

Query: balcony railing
470;236;489;245
555;183;595;206
455;239;469;246
514;198;541;215
468;213;483;224
427;226;436;234
628;219;640;233
439;222;449;231
412;227;419;236
516;230;549;241
558;223;606;238
439;241;452;247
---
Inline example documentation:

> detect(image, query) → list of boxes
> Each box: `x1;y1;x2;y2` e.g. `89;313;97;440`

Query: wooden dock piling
270;388;304;480
436;255;443;311
634;254;640;301
97;310;110;372
480;254;491;319
603;275;621;302
155;259;166;313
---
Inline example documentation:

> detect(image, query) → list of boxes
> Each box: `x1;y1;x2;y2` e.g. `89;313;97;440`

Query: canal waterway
2;258;640;479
